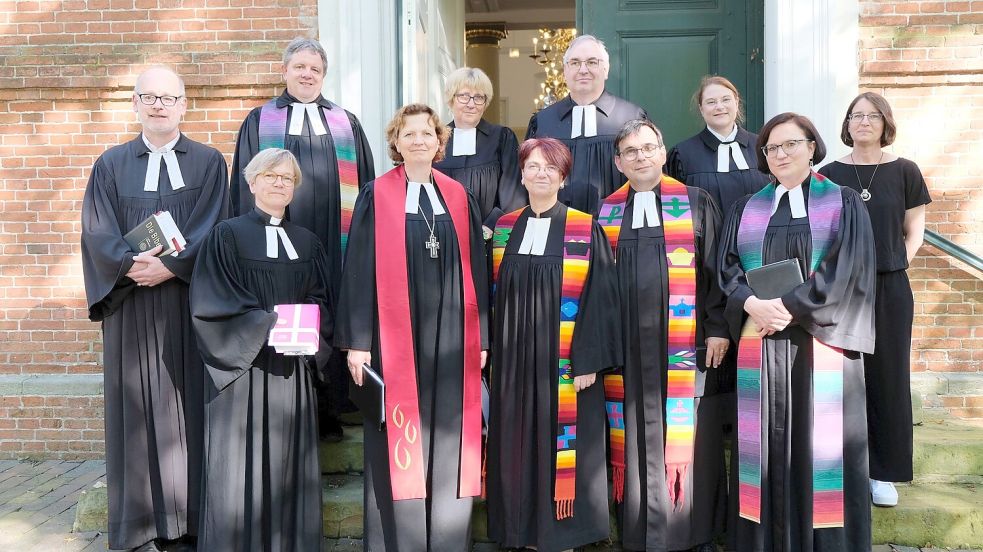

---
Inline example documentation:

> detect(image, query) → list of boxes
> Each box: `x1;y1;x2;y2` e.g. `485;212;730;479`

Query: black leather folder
745;258;804;300
350;363;385;430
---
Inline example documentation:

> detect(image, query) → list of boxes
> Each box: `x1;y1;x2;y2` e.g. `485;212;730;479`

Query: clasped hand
127;245;175;287
744;296;792;337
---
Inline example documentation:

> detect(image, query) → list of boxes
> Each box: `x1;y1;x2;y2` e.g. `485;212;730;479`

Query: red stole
373;165;482;500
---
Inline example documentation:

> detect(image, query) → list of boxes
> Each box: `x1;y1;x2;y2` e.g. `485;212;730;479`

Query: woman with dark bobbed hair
818;92;931;508
718;112;876;551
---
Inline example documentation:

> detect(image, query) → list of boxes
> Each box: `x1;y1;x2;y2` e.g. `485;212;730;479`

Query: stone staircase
73;415;983;549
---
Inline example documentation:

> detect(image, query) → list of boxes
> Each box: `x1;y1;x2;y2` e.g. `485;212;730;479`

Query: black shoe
693;543;718;552
130;541;162;552
321;415;344;442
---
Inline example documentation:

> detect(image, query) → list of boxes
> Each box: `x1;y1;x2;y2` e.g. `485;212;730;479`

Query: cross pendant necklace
420;202;439;259
425;232;440;258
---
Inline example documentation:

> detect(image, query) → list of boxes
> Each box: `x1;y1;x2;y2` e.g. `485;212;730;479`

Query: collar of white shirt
771;184;807;219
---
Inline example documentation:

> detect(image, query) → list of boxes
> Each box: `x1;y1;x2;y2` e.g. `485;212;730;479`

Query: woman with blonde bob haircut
191;148;332;551
435;67;526;235
335;104;489;551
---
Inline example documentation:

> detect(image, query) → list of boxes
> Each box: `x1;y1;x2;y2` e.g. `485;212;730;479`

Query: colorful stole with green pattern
736;172;845;528
258;99;360;258
598;176;698;508
492;206;593;520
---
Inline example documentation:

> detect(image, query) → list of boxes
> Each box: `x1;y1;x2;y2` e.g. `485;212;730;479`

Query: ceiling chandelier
530;28;576;110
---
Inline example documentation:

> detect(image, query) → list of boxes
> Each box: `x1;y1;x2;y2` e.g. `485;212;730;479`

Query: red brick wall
859;1;983;417
0;0;319;459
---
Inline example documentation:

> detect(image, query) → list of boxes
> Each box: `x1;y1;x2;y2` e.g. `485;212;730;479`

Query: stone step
73;474;983;549
912;419;983;482
871;482;983;549
320;426;364;474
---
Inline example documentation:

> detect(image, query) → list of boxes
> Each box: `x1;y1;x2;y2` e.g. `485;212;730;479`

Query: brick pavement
0;460;973;551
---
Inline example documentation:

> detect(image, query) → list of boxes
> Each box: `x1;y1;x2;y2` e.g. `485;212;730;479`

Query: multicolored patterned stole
492;206;593;520
735;172;845;528
598;177;698;508
373;165;483;501
258;99;360;258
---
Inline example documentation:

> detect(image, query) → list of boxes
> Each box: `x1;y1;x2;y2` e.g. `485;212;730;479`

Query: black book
349;363;385;430
123;211;187;257
745;258;804;300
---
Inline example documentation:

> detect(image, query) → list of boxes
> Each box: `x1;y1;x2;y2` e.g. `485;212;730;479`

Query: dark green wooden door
578;0;764;149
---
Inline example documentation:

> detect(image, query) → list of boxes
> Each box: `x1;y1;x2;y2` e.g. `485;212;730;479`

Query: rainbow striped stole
258;99;360;258
492;206;593;520
598;177;698;506
735;172;846;528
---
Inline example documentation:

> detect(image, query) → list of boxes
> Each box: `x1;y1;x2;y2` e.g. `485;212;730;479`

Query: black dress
486;203;623;552
610;186;729;551
190;209;332;552
80;134;229;550
333;178;489;552
719;181;876;552
818;158;931;482
526;91;648;215
434;119;526;226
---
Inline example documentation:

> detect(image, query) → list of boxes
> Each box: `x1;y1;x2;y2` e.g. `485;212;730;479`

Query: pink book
268;304;320;356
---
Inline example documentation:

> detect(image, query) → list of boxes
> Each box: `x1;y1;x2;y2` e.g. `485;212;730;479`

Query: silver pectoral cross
425;233;440;258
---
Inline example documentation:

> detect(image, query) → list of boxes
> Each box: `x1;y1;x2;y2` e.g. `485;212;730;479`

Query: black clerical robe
526;91;647;215
666;126;771;222
486;203;622;552
434;119;526;227
718;183;876;552
333;176;489;552
230;91;375;305
609;185;729;551
190;209;333;552
80;134;229;550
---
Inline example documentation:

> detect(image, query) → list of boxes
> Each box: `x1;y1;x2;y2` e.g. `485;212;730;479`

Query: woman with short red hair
486;137;622;552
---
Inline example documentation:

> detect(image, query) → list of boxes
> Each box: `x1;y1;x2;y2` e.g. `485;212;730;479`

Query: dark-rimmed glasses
136;94;183;107
454;93;488;106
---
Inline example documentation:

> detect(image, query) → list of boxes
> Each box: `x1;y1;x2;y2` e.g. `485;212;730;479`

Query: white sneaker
870;479;898;507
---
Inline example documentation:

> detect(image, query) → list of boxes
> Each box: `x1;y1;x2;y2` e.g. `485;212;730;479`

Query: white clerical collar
631;189;661;229
404;180;446;215
288;102;327;136
517;216;551;255
452;127;477;156
707;125;749;173
264;215;298;259
141;134;185;192
571;104;598;138
771;184;807;219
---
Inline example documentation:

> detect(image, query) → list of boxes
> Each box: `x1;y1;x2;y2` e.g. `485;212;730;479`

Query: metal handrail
923;229;983;274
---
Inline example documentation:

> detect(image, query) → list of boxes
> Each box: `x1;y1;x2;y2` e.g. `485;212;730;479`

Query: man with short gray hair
81;66;229;551
526;35;647;215
231;37;375;441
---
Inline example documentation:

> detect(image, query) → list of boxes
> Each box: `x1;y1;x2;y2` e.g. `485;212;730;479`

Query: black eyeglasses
454;93;488;106
760;139;813;158
136;94;184;107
